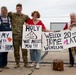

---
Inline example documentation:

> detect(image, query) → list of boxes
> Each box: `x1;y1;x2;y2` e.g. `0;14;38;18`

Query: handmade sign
0;31;13;52
42;31;63;51
22;25;42;49
62;27;76;49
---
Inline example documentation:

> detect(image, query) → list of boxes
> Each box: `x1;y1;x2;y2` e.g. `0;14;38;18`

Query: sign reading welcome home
42;32;63;51
42;27;76;51
0;31;13;52
22;25;42;49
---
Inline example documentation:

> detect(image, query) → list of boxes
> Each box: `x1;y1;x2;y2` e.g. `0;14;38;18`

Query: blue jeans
30;49;41;63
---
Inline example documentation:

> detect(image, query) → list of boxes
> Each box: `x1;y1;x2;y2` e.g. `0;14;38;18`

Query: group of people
0;3;76;72
0;3;51;72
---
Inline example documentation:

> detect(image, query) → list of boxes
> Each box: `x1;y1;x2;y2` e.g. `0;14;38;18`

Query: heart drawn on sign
7;37;12;42
64;40;68;44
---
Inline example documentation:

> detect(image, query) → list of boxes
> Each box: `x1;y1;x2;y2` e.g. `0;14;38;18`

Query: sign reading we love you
0;31;13;52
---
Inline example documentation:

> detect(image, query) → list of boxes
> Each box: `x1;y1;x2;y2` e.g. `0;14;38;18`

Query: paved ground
0;49;76;75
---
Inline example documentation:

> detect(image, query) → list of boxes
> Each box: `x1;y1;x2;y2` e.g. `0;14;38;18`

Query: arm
8;12;13;18
68;23;76;30
42;28;53;32
25;15;30;22
40;20;53;32
63;23;68;30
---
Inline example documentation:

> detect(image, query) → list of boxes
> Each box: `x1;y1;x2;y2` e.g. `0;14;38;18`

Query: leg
69;48;74;66
0;53;3;72
35;50;41;63
2;52;8;67
13;35;20;68
22;49;28;65
22;49;30;68
14;41;20;65
30;49;37;67
35;50;41;69
30;50;36;62
20;39;30;68
0;53;3;68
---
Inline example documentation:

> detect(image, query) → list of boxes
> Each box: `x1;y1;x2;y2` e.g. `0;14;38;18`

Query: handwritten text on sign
62;28;76;49
22;25;42;49
42;32;63;51
0;31;13;52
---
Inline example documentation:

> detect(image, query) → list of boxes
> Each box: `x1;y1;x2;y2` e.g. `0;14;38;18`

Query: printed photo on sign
62;27;76;49
22;25;42;49
0;31;13;52
42;32;63;51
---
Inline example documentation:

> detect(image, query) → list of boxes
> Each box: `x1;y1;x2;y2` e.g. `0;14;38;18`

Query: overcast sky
0;0;76;29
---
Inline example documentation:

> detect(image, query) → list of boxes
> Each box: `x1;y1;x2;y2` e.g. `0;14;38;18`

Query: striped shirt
0;15;11;28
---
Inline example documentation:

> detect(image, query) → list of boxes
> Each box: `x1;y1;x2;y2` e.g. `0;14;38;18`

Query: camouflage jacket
8;12;29;36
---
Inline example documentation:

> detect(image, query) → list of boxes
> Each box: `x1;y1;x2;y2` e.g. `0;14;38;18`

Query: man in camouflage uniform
8;3;30;68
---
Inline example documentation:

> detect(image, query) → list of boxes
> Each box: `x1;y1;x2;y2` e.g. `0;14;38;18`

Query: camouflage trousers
13;34;28;65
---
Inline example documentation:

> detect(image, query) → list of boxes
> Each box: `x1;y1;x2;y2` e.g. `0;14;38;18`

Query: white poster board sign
0;31;13;52
22;25;42;49
42;32;63;51
62;27;76;49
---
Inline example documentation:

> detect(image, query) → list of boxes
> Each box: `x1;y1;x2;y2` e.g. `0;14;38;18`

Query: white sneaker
30;62;36;67
36;63;40;69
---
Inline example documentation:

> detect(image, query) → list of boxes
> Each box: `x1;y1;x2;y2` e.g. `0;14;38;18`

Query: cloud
0;0;76;29
0;0;76;16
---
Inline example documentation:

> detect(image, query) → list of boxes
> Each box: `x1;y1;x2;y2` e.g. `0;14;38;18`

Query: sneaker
30;62;36;67
36;63;40;69
0;68;3;72
3;66;9;69
14;64;20;68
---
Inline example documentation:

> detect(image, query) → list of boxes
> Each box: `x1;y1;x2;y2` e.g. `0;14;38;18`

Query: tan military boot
14;64;20;68
24;63;31;68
